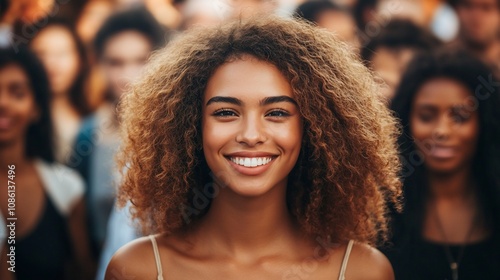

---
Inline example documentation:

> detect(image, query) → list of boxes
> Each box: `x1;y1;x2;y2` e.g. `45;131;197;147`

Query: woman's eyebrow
206;96;242;106
260;96;298;106
205;95;297;106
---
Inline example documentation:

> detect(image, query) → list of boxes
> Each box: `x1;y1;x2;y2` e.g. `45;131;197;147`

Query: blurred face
229;0;277;18
0;64;39;145
410;78;480;175
202;56;303;197
371;47;415;100
316;10;359;48
456;0;500;48
100;31;152;100
31;25;81;97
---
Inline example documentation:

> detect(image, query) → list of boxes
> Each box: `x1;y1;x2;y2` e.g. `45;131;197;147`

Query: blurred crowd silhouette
0;0;499;279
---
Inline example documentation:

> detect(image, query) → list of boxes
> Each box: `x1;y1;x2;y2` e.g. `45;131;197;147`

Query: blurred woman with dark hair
386;49;500;279
0;47;94;280
30;19;92;163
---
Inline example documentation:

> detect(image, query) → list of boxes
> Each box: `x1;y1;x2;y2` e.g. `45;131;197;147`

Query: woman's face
0;64;39;145
202;56;303;197
410;78;480;175
99;31;153;100
31;25;81;97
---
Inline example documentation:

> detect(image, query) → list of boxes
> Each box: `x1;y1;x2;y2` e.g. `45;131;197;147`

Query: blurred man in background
361;19;441;100
295;0;359;48
69;7;165;266
451;0;500;71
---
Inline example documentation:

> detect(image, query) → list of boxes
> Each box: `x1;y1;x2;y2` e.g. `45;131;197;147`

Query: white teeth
230;157;273;167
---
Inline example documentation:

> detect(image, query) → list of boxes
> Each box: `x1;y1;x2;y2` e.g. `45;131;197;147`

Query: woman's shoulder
105;233;190;280
345;242;394;280
105;235;159;280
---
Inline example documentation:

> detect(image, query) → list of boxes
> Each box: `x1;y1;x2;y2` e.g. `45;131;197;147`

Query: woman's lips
0;117;12;130
429;146;455;159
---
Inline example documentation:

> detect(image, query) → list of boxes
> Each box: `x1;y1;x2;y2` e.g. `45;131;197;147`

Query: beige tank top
149;235;354;280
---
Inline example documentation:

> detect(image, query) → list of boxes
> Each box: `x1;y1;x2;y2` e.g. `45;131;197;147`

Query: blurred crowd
0;0;499;279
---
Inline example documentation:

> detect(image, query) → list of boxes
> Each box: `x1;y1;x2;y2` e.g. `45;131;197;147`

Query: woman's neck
52;93;73;108
0;139;30;171
427;167;475;201
196;180;302;260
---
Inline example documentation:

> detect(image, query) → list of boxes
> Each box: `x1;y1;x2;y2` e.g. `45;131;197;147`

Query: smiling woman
107;16;402;280
386;49;500;280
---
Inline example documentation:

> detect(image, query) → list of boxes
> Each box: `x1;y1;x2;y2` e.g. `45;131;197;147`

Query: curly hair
117;16;402;245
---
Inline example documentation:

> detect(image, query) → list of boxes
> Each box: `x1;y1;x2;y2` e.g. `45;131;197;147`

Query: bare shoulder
105;236;158;280
345;242;394;280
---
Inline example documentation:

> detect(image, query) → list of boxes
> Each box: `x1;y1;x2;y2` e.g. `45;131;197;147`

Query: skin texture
0;64;95;279
106;56;394;280
202;56;303;197
410;78;489;245
99;31;152;100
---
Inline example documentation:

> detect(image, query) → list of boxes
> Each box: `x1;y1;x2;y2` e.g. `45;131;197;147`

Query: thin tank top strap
338;240;354;280
149;235;164;280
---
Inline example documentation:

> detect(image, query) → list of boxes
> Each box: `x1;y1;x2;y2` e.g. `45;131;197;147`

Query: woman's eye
417;113;434;123
213;109;237;117
266;110;290;118
452;113;470;123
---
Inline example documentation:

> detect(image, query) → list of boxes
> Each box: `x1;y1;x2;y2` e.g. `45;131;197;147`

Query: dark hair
294;0;351;24
361;19;441;63
30;18;92;116
0;0;9;20
0;47;54;162
448;0;500;8
353;0;377;30
93;7;165;59
390;49;500;246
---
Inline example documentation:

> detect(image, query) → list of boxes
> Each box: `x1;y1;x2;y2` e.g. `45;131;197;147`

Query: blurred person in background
229;0;279;18
450;0;500;73
376;0;426;27
353;0;378;32
295;0;359;48
76;0;117;112
144;0;181;29
386;49;500;279
176;0;227;30
0;47;94;280
30;19;92;163
361;19;441;100
0;0;55;47
69;7;165;263
76;0;116;46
